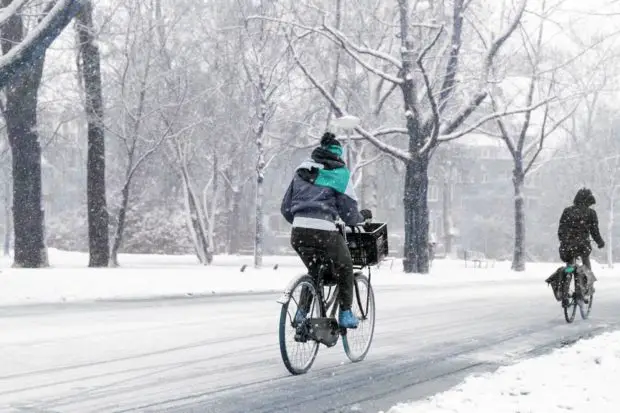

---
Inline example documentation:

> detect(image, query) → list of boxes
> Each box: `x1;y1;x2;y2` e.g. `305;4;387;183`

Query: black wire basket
346;223;389;267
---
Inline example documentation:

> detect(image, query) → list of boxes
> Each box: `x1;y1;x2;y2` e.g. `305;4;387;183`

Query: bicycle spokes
279;277;320;375
342;274;376;362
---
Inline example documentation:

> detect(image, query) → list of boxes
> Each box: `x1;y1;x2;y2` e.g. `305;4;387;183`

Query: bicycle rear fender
276;274;309;305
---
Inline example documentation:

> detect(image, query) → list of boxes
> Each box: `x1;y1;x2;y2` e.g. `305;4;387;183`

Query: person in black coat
558;188;605;270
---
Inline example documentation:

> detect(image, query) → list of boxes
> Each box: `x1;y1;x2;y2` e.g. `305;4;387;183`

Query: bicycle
277;221;388;375
559;258;595;323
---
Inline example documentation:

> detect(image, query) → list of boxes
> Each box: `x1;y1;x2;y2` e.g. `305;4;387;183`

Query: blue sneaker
339;309;359;329
294;309;307;324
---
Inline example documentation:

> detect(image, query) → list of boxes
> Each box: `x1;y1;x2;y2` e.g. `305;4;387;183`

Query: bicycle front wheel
343;273;376;362
278;275;320;375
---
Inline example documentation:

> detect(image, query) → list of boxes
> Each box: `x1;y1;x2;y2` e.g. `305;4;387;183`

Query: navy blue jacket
281;159;364;228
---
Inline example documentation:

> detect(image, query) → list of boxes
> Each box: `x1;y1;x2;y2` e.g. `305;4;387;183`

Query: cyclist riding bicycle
558;187;605;270
280;132;371;329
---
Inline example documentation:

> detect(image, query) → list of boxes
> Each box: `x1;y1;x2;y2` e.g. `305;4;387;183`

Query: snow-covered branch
439;0;526;136
375;82;398;115
351;152;384;177
347;127;409;141
439;91;489;136
417;26;444;146
247;15;402;83
483;0;527;80
328;25;400;68
437;1;463;114
524;104;578;175
439;97;558;143
0;0;28;27
0;0;86;89
492;96;518;159
515;75;538;154
287;34;410;162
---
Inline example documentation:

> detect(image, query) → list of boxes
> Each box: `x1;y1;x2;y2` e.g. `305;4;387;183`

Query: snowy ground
384;330;620;413
2;273;619;412
0;248;609;306
1;249;619;412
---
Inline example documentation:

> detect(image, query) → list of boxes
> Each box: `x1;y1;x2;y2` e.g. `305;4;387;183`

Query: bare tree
261;0;532;273
493;76;576;270
149;0;216;264
1;1;56;267
492;0;612;271
76;0;108;267
239;0;294;268
168;125;214;265
106;1;190;266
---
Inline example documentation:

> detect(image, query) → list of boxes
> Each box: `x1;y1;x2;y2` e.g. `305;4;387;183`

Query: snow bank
383;331;620;413
0;248;612;306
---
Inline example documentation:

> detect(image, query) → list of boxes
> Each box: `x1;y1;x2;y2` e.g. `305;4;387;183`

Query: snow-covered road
2;277;620;413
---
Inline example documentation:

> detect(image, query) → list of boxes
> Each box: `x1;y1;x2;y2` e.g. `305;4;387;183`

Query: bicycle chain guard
307;317;340;347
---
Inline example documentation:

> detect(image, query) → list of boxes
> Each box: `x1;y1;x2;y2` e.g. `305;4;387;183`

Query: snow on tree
0;0;84;89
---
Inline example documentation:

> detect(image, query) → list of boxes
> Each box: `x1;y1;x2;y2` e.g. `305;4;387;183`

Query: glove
598;240;605;249
360;209;372;221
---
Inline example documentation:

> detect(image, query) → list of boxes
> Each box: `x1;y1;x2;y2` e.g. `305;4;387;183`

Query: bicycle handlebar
336;220;372;230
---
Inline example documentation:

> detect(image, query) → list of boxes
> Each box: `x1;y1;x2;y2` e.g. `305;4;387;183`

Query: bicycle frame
275;271;340;313
319;283;340;319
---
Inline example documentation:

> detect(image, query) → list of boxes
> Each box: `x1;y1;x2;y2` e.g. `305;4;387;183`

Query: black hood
574;188;596;207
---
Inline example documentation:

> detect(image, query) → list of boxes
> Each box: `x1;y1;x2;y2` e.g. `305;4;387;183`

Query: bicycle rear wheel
343;273;375;362
278;275;320;375
563;273;577;323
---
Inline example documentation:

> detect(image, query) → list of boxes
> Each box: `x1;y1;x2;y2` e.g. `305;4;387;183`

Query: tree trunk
607;192;614;268
181;165;212;264
325;0;342;128
4;177;11;256
512;170;526;271
403;155;430;273
254;85;267;268
230;188;243;254
365;161;378;211
77;0;109;267
442;165;454;255
255;174;264;268
397;11;432;274
223;181;232;254
109;180;130;267
1;6;48;268
202;156;219;256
